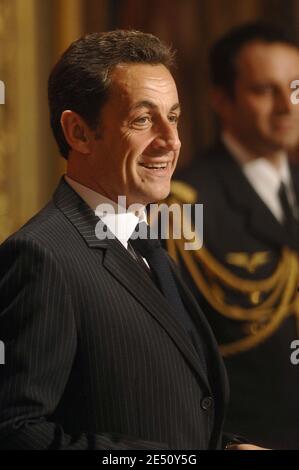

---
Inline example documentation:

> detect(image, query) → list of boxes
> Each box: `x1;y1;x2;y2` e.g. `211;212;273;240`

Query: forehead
235;41;299;82
107;63;178;106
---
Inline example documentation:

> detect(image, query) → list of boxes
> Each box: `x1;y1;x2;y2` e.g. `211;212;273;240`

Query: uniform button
201;396;214;410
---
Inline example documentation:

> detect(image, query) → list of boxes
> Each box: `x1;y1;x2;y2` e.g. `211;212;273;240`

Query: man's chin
129;183;171;206
149;186;171;204
278;137;299;150
266;130;299;150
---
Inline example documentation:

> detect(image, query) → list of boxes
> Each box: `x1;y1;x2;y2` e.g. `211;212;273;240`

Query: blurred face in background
213;41;299;157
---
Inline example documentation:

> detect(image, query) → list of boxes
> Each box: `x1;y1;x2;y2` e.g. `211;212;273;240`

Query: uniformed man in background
166;22;299;449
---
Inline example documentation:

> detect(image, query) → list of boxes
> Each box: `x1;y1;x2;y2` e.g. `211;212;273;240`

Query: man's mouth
139;162;168;170
272;118;294;129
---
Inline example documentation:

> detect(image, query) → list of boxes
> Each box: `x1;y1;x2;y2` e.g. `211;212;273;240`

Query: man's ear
60;110;93;154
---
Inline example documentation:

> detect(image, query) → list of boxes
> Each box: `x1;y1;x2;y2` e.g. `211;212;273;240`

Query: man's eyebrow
130;101;181;112
170;103;181;113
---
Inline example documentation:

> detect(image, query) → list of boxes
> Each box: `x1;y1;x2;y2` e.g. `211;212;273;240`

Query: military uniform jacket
167;143;299;449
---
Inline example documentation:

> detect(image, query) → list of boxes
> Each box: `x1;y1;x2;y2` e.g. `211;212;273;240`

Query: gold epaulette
165;217;299;357
162;182;299;356
170;180;197;204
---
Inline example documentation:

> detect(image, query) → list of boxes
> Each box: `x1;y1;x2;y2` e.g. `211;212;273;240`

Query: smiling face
217;41;299;156
86;63;181;206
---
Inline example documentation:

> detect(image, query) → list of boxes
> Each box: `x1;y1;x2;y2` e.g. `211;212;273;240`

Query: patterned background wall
0;0;298;240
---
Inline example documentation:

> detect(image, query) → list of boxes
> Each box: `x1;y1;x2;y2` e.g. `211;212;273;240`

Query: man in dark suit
0;30;256;450
167;22;299;449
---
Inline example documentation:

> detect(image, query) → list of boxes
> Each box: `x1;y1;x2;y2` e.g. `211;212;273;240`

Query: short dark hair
209;21;298;97
48;30;175;159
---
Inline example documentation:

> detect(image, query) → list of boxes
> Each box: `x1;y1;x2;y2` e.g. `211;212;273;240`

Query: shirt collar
65;175;147;248
222;131;291;190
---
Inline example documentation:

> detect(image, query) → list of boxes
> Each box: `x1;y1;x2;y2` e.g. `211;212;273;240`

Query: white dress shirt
222;132;298;223
65;175;147;249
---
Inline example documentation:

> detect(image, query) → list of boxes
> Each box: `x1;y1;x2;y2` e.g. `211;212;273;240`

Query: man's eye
168;114;179;124
133;116;151;126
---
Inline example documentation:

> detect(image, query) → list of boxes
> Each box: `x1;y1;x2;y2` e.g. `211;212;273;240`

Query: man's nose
152;121;181;152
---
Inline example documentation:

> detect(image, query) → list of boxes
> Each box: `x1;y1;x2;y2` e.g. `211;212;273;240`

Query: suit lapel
53;178;210;389
53;176;109;249
213;144;287;248
103;239;211;388
290;164;299;208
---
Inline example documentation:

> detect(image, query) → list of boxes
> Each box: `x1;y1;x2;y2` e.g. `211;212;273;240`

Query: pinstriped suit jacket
0;178;229;449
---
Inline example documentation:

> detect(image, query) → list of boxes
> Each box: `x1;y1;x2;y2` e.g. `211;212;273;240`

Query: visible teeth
142;163;167;169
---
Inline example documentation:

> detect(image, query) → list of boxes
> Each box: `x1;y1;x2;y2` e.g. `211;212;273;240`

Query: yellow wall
0;0;296;240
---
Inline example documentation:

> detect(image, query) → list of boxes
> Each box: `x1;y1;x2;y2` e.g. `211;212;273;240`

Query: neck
67;154;114;202
223;130;284;171
261;153;284;170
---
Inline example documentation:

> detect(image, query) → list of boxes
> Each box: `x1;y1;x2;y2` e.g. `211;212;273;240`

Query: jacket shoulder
1;200;74;255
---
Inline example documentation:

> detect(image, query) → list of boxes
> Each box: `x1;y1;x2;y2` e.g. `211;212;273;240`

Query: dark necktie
278;182;299;249
129;222;207;370
130;222;189;327
127;240;154;279
278;182;294;225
